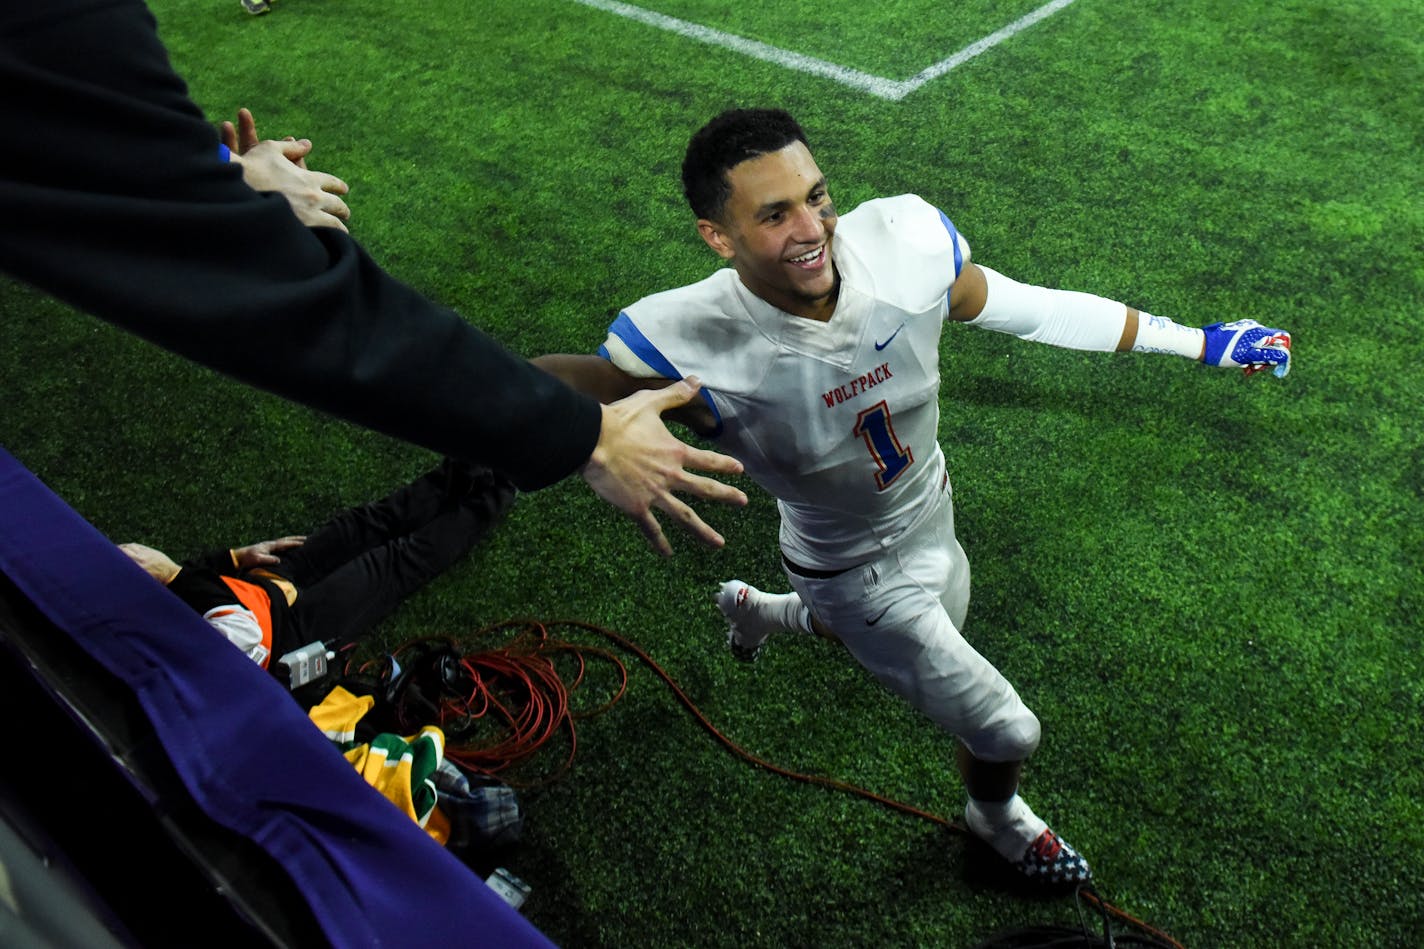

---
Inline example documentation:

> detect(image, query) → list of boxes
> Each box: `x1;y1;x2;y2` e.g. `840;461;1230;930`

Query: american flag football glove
1201;319;1292;378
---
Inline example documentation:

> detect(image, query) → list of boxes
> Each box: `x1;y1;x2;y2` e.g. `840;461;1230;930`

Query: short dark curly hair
681;108;809;221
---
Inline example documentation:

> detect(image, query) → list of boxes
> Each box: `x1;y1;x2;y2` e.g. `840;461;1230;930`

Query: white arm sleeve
967;266;1128;352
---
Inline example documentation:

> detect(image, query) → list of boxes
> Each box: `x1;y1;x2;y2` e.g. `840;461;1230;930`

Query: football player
534;108;1291;887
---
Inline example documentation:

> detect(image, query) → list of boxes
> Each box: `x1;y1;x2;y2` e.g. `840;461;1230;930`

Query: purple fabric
0;447;554;948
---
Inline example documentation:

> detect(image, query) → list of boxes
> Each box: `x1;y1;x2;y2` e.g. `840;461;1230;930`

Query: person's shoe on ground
1009;828;1092;886
965;795;1091;887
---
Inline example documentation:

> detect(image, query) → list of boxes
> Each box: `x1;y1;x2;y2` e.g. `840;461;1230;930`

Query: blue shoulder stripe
599;312;725;437
603;312;680;380
937;208;963;278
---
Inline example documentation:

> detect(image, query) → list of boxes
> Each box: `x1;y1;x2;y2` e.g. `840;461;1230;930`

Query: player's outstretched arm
532;353;719;433
949;262;1292;378
580;378;747;557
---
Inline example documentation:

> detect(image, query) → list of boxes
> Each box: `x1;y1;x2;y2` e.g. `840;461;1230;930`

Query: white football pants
783;482;1041;763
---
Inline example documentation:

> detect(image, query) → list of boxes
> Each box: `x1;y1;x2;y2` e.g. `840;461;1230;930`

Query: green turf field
3;0;1422;944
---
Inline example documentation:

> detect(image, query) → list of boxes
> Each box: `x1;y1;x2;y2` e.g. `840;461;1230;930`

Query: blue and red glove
1201;320;1292;378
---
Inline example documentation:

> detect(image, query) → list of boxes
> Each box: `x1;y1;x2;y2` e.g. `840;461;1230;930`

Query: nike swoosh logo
874;323;905;351
866;606;890;626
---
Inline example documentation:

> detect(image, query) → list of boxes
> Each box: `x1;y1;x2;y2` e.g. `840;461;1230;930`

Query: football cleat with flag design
1011;828;1093;886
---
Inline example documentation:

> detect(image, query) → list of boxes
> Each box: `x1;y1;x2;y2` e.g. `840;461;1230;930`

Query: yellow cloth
308;686;449;843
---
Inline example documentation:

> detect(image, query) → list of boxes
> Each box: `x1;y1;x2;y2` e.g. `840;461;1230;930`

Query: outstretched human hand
222;107;351;231
233;536;306;569
1201;319;1292;378
581;377;747;556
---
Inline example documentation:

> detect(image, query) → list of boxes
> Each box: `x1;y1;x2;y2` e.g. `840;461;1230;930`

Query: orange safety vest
217;576;275;668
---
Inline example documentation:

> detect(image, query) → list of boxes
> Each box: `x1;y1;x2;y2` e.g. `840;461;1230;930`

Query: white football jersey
600;194;970;570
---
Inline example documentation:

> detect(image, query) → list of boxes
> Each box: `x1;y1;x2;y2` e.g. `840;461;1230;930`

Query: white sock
964;793;1049;863
760;590;813;635
716;581;813;648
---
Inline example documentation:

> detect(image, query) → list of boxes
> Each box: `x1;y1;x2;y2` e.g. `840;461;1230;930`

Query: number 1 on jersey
854;400;913;490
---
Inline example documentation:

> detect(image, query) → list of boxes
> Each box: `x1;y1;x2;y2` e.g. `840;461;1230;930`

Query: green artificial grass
3;0;1422;944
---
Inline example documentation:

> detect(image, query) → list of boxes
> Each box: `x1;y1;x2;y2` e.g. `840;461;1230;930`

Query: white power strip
485;867;531;910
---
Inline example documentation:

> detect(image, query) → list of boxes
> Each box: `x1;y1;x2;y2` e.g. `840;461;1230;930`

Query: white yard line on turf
570;0;1080;101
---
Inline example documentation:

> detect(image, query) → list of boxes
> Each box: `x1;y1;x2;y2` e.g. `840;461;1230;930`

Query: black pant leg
291;474;515;646
275;465;456;587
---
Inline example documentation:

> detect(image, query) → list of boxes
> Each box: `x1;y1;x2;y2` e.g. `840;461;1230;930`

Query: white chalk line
569;0;1080;101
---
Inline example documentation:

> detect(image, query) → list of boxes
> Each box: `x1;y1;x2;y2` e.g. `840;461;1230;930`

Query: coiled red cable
371;619;1182;949
369;620;626;786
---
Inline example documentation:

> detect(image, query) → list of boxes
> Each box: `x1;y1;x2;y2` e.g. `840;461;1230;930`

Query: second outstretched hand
221;107;351;231
582;377;748;557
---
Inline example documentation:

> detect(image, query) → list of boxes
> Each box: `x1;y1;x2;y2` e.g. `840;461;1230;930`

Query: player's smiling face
696;141;840;322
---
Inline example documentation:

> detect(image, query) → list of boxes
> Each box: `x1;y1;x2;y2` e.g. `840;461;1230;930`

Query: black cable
968;884;1179;949
971;925;1178;949
1078;884;1114;948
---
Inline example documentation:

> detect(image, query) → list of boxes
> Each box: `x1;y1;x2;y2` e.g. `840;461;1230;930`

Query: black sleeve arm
189;550;240;577
165;563;236;616
0;0;600;490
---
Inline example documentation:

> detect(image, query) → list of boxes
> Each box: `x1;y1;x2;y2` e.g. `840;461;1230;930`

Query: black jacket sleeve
0;0;600;490
167;561;244;615
191;549;240;577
